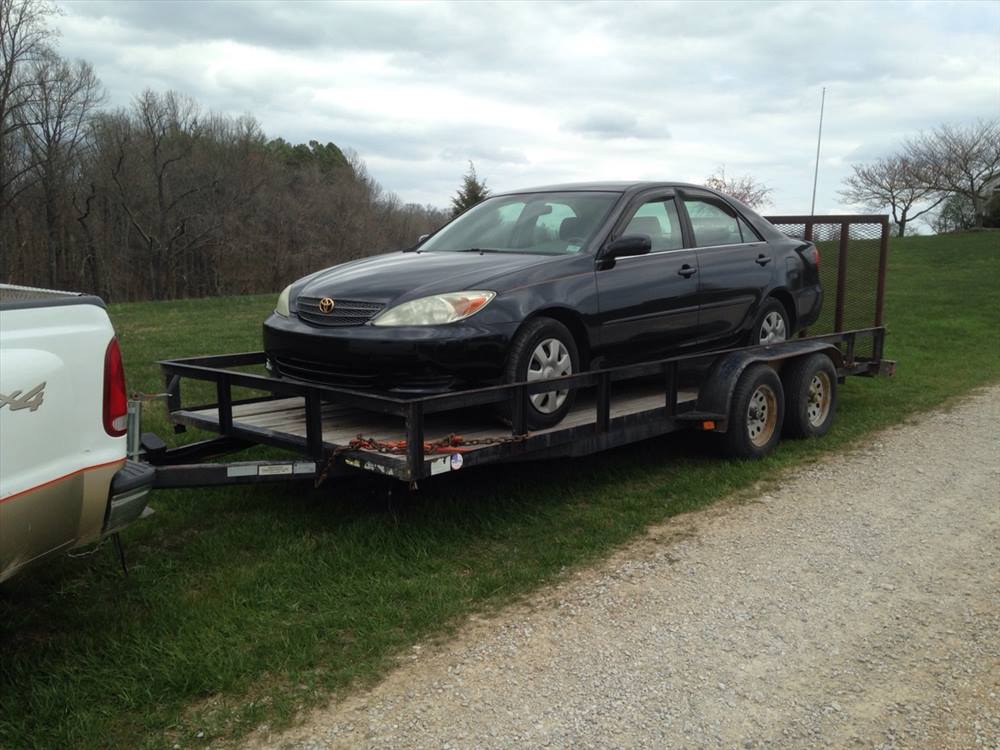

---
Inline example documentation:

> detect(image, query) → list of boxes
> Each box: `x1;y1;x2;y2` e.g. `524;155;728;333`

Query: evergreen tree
450;161;490;217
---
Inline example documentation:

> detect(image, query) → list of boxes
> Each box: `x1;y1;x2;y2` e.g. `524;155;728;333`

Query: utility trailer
141;327;893;489
137;213;895;489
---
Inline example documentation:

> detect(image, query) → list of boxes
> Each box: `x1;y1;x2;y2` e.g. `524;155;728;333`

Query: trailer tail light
103;337;128;437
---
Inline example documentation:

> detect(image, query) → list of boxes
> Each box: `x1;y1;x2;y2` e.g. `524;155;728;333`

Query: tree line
840;120;1000;237
0;0;447;301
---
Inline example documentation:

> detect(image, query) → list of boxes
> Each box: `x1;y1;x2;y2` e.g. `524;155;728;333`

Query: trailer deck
150;328;891;485
170;382;701;479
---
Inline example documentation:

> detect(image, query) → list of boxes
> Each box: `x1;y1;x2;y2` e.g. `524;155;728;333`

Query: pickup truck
0;284;153;583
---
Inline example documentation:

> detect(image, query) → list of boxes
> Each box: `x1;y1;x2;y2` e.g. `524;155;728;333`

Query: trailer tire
499;317;579;430
720;364;784;459
781;353;838;439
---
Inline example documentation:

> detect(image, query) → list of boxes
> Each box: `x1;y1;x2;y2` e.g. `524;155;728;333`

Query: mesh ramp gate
765;214;890;359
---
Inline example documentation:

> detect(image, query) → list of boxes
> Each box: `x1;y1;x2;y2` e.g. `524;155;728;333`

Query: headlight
372;291;496;326
275;284;292;316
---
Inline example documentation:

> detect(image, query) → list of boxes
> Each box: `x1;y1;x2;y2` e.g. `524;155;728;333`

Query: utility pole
810;86;826;215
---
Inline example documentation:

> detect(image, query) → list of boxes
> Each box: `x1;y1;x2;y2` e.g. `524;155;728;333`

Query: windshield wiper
453;247;505;253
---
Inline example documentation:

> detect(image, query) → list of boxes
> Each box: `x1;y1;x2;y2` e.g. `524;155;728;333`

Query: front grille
272;355;457;392
296;296;384;327
273;354;379;387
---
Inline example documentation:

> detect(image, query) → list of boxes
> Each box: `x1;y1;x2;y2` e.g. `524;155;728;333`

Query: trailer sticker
226;465;257;478
450;452;464;471
293;462;316;475
364;461;394;476
258;464;293;476
430;456;450;475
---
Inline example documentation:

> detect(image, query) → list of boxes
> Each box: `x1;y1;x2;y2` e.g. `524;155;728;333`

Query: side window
622;198;683;252
738;215;761;243
684;197;742;247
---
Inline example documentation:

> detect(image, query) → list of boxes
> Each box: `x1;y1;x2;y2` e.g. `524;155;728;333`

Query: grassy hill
1;232;998;749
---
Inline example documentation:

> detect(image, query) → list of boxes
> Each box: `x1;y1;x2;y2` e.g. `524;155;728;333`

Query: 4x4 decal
0;382;45;412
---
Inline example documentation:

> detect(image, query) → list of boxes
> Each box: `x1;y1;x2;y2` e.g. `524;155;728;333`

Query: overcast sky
53;0;999;214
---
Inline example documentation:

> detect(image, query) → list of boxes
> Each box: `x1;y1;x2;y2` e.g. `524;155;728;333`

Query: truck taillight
103;337;128;437
811;244;821;267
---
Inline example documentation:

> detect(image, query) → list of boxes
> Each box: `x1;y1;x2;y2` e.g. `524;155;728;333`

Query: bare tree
20;52;103;284
839;154;944;237
906;120;1000;229
704;165;773;208
0;0;56;211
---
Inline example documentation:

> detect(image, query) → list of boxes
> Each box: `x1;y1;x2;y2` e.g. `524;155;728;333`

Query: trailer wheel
720;364;784;459
500;317;579;429
781;353;838;438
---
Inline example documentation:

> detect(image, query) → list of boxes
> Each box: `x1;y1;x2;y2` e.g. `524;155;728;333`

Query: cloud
562;113;668;141
52;0;1000;212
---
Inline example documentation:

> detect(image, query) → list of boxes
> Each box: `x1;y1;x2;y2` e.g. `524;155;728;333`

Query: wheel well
523;307;591;367
768;289;797;332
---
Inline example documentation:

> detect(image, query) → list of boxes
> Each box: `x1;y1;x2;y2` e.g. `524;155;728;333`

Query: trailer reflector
701;420;716;431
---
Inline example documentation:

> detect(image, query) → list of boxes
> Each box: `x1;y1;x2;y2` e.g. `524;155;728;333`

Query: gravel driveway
251;385;1000;750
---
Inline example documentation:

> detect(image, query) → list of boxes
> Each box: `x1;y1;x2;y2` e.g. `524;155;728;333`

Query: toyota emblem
318;297;336;314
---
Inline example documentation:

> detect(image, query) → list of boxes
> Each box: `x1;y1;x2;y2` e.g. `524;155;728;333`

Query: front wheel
502;318;580;430
719;364;785;459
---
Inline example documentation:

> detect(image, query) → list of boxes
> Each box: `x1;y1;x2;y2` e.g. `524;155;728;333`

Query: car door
594;192;701;363
679;190;774;345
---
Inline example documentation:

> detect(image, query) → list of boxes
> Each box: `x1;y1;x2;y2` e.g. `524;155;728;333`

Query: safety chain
314;432;528;488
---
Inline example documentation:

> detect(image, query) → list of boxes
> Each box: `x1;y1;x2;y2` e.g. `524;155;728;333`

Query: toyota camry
263;182;822;428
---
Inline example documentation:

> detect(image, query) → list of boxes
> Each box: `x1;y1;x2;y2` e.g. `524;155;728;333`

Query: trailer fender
697;341;844;432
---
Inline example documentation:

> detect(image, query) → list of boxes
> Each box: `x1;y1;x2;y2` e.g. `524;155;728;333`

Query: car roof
493;181;709;196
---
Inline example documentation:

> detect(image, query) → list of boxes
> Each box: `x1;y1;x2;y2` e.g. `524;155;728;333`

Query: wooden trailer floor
174;381;699;461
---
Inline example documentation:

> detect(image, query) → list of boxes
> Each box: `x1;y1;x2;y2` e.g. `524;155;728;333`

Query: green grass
1;233;998;750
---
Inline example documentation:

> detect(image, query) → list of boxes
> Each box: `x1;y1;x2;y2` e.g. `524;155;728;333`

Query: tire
719;364;785;459
750;298;791;345
500;317;580;430
781;353;838;438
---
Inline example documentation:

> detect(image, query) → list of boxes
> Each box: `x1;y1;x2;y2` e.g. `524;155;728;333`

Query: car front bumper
262;313;519;394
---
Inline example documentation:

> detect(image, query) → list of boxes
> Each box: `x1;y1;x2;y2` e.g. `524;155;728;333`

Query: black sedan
264;181;822;428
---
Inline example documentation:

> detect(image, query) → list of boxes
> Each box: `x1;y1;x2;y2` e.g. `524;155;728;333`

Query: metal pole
126;400;142;461
810;86;826;215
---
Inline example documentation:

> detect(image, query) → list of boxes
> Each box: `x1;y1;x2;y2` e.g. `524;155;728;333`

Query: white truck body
0;284;151;582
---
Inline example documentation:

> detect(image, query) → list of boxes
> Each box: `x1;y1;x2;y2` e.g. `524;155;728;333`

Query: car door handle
755;254;772;266
677;264;697;278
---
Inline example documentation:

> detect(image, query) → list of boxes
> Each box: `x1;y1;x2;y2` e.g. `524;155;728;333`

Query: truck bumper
104;460;155;535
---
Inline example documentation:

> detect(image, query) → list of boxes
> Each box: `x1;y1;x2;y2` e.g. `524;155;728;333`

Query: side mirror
605;234;652;258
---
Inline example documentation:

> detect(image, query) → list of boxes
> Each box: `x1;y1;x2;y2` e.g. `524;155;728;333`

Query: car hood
296;251;560;305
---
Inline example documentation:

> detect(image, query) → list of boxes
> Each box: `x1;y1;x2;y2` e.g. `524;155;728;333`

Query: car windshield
419;191;620;255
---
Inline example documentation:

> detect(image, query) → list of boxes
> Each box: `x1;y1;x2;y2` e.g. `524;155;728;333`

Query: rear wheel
751;298;790;345
502;318;579;429
781;353;838;438
720;364;784;459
